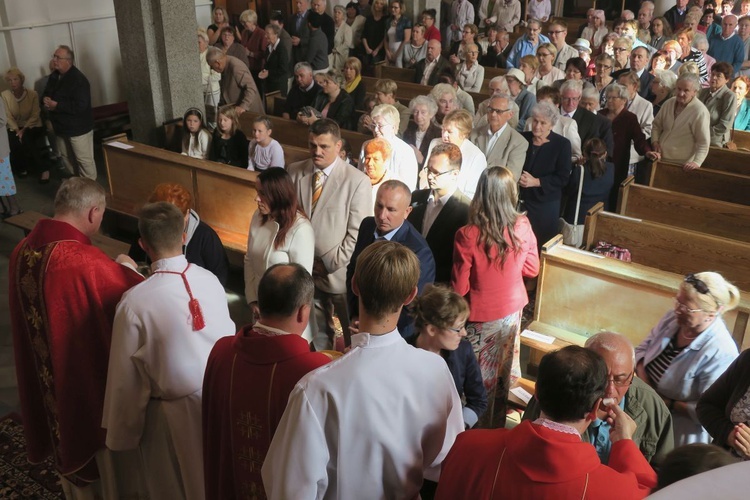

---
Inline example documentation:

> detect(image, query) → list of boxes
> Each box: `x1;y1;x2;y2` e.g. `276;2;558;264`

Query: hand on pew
682;161;700;171
646;151;660;161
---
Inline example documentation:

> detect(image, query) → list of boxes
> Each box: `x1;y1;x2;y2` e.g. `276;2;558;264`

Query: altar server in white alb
262;240;464;499
102;202;235;500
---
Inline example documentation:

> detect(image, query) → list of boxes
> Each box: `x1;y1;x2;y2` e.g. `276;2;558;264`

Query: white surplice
102;255;236;500
261;329;464;500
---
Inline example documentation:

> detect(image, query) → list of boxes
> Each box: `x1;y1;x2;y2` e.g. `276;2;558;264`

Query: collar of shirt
636;67;645;78
270;39;280;51
150;254;188;273
253;321;291;336
303;80;316;92
722;33;735;41
428;187;456;205
488;122;508;139
350;328;403;348
533;418;582;437
316;159;337;179
374;223;404;241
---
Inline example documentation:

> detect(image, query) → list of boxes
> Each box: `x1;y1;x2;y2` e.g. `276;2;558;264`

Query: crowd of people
5;0;750;499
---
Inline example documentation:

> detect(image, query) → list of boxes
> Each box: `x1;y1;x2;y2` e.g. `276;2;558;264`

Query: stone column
113;0;204;146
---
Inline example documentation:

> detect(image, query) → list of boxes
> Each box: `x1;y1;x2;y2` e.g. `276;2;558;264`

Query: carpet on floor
0;413;62;499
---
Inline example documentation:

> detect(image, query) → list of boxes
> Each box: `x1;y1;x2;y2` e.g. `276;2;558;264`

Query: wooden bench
648;161;750;207
732;129;750;150
583;203;750;292
618;176;750;244
4;210;130;260
522;236;750;362
703;147;750;177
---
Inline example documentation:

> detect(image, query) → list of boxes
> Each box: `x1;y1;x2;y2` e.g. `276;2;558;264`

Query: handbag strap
573;164;585;225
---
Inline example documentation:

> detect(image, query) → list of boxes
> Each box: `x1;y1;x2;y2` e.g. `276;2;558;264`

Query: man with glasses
547;19;578;71
360;104;418;191
560;80;614;158
505;18;549;69
42;45;96;179
473;76;519;129
470;94;528;180
524;331;675;467
408;143;470;284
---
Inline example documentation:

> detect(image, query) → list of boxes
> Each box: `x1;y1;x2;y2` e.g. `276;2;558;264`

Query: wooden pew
238;112;371;154
361;76;488;110
374;64;506;94
648;161;750;207
523;236;750;358
618;176;750;244
4;211;130;260
732;129;750;150
704;147;750;176
583;203;750;291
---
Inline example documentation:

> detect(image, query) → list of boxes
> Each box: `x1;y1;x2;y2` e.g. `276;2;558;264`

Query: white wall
0;0;213;107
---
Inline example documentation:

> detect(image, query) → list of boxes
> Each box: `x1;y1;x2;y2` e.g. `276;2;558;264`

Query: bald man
415;39;452;86
523;331;674;467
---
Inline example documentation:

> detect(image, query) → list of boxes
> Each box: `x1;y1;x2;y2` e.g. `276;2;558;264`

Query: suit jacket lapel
313;157;344;215
298;160;315;216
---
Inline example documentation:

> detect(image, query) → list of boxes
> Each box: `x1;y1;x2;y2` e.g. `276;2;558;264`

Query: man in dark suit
408;143;470;284
560;80;614;158
270;13;294;76
414;39;452;86
282;62;321;119
663;0;689;32
311;0;335;53
287;0;311;64
347;180;435;339
613;46;654;101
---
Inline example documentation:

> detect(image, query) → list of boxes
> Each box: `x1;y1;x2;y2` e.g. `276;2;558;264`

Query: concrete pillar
113;0;204;146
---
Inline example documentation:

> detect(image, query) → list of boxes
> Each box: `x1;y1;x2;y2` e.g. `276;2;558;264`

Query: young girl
247;116;284;171
210;105;248;168
181;108;211;159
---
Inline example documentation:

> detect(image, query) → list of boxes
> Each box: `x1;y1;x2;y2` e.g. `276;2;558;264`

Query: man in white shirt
547;19;579;71
262;239;464;499
415;39;452;86
102;202;235;500
470;94;529;180
360;104;419;190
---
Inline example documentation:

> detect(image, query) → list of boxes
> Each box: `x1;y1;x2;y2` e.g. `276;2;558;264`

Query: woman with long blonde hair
451;166;540;428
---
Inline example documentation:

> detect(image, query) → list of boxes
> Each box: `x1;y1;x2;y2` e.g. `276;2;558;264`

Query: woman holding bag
560;138;614;247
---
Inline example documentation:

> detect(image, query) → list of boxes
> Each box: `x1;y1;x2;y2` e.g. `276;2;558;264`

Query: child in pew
210;104;248;168
247;115;284;171
181;107;212;160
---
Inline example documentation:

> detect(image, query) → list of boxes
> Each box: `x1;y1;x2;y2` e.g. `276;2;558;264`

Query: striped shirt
645;335;687;386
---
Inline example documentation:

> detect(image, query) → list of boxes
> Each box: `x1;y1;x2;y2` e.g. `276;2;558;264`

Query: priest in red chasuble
202;263;330;499
8;178;143;494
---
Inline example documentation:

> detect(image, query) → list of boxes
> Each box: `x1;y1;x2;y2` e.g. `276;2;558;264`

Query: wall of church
0;0;212;106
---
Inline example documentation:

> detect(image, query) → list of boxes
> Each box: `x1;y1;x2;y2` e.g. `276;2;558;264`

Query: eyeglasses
426;168;458;178
487;106;510;114
607;372;634;387
685;273;722;306
444;323;466;334
674;297;703;314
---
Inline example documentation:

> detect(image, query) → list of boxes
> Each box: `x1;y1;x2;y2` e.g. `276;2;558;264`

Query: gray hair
333;4;345;15
54;177;106;216
653;69;677;91
692;32;709;51
582;87;600;102
430;83;457;102
677;72;701;92
584;332;636;364
197;28;209;44
265;23;281;35
294;61;313;74
530;101;559;126
606;83;630;100
239;9;258;24
489;75;507;88
489;93;513;107
57;45;75;63
560;79;583;96
371;103;401;129
409;95;438;117
206;46;224;64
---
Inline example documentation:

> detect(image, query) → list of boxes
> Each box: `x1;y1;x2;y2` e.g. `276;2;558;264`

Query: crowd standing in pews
11;2;750;499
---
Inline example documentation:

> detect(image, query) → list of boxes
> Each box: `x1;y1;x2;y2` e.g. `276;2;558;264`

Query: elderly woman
651;73;711;171
309;70;355;130
430;83;459;125
398;23;427;69
198;29;221;126
675;28;708;85
506;68;536;132
1;68;49;183
384;0;412;65
591;53;616;109
731;76;750;131
362;137;393;196
451;166;539;428
240;10;268;75
553;57;596;91
244;168;315;338
650;69;678;116
330;5;353;73
582;9;609;49
636;272;740;445
534;43;565;87
612;37;633;72
449;23;482;65
216;26;250;68
420;109;487;199
526;86;582;164
403;95;441;168
580;87;601;112
698;62;737;147
598;84;653;208
650;16;671;51
360;103;418;190
346;1;366;46
258;24;290;96
207;6;231;45
698;349;750;459
456;44;484;93
409;284;488;429
519;102;572;249
343;57;366;110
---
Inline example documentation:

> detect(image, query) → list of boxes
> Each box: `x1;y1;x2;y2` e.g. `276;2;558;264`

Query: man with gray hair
560;79;614;157
9;178;144;496
282;62;322;119
207;47;264;114
470;94;528;180
524;331;675;467
474;76;520;129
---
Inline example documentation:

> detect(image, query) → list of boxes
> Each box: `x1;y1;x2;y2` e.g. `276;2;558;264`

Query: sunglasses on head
685;274;722;306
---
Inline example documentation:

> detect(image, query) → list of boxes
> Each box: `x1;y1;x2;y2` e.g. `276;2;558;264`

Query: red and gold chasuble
8;219;142;483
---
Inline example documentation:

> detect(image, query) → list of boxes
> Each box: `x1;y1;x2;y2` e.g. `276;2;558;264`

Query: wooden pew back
583;203;750;291
618;177;750;244
528;236;750;352
732;129;750;150
704;147;750;176
649;161;750;206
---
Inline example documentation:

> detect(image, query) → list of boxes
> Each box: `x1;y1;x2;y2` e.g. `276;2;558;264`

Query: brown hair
257;167;306;248
411;284;469;331
582;138;608;179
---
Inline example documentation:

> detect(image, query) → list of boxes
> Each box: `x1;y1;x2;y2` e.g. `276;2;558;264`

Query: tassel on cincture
189;298;205;331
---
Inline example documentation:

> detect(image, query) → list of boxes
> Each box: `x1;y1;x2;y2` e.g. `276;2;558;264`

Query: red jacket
451;217;539;322
436;421;657;499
